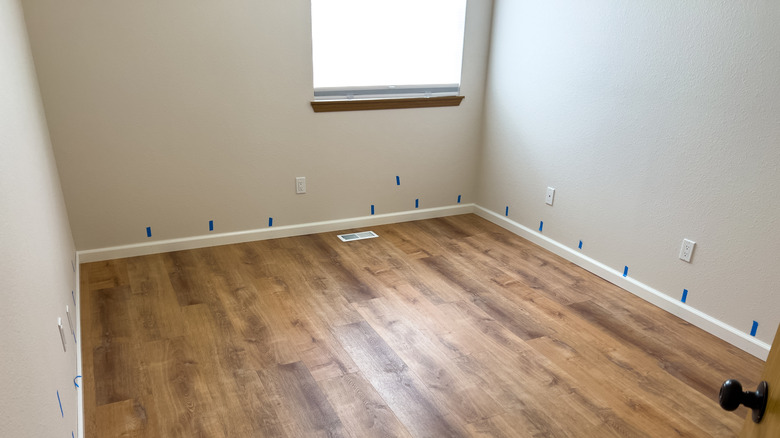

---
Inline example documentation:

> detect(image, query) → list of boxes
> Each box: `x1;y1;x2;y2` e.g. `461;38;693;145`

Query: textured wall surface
0;0;78;435
22;0;493;250
478;0;780;344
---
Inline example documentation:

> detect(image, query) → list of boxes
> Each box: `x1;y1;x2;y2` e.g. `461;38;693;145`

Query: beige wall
478;0;780;345
0;0;78;435
22;0;494;250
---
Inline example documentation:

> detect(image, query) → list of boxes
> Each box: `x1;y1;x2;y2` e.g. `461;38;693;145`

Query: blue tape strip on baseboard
146;227;152;238
396;176;400;186
539;221;543;232
415;199;419;209
371;204;375;215
623;266;629;277
457;195;462;204
751;321;759;337
57;390;63;417
268;217;273;227
505;206;509;217
209;220;214;231
578;240;583;250
681;289;688;303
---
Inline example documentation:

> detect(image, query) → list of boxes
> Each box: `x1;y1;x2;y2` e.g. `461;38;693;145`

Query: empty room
2;0;779;436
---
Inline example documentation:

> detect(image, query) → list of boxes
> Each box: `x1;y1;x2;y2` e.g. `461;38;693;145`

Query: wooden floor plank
95;399;147;438
353;297;504;424
81;214;765;438
257;361;348;437
333;321;469;437
319;372;413;438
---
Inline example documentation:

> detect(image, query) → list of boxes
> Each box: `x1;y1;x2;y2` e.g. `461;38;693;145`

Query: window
310;0;468;111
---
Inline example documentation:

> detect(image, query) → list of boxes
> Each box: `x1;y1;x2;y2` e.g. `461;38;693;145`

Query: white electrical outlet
679;239;695;262
295;177;306;194
545;187;555;205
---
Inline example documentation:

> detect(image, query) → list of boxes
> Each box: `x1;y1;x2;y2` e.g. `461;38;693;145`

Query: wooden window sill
311;96;464;113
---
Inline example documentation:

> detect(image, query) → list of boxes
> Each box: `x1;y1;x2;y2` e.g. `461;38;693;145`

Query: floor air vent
337;231;378;242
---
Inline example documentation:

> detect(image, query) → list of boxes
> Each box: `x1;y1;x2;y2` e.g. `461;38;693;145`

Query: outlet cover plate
545;187;555;205
679;239;695;262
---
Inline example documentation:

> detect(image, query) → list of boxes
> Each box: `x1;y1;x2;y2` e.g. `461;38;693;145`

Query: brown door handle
719;379;768;423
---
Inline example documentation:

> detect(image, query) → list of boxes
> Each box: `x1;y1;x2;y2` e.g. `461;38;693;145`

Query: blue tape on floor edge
681;289;688;303
268;218;273;227
209;220;214;231
623;266;629;277
457;195;462;204
371;205;375;215
146;227;152;238
396;176;400;186
578;240;583;250
539;221;543;232
57;390;63;417
751;321;759;337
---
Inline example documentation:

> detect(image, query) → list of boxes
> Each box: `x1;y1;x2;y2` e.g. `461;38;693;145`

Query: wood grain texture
310;96;464;112
81;214;764;437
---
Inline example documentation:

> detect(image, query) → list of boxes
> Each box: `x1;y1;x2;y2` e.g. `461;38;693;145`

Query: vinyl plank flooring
81;214;764;438
353;297;504;424
257;361;348;438
319;372;413;438
333;321;469;438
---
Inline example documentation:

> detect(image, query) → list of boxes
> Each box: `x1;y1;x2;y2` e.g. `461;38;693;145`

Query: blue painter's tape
751;321;759;337
457;195;462;204
539;221;543;232
505;206;509;216
415;199;419;209
57;390;63;417
74;376;81;389
209;220;214;231
396;176;400;186
623;266;629;277
268;217;273;227
578;240;583;250
371;204;375;215
146;227;152;238
681;289;688;303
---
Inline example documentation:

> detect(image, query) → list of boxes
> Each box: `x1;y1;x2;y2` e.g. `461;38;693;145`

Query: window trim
310;96;464;112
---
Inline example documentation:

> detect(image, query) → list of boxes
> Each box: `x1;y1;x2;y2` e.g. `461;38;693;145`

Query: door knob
718;379;768;423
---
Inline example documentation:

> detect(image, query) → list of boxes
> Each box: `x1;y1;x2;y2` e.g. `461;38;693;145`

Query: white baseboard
77;204;476;263
75;251;84;438
76;203;769;360
474;205;770;360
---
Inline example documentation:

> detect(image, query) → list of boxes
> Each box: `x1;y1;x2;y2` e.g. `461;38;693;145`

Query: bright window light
311;0;467;98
